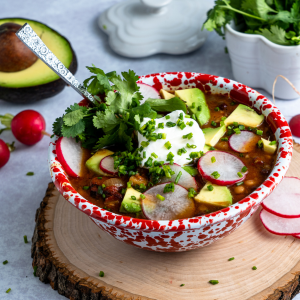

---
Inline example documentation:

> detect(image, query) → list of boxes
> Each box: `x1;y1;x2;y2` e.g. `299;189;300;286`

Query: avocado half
0;18;78;104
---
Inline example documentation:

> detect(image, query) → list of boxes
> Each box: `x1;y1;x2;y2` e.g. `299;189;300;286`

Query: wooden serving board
32;143;300;300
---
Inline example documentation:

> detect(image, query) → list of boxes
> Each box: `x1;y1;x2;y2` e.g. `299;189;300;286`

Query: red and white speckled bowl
48;72;293;252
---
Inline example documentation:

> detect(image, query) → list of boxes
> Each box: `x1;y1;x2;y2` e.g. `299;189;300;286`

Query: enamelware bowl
48;72;293;252
225;23;300;100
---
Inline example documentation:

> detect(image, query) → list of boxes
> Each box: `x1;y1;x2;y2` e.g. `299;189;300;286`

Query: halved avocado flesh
0;18;77;103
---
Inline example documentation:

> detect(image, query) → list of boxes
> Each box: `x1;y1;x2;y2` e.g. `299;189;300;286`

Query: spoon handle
15;23;94;102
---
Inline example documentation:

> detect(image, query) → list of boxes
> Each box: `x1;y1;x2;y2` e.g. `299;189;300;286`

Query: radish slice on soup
138;83;160;104
142;183;195;220
100;156;118;175
260;209;300;235
160;163;197;190
197;151;247;186
261;177;300;218
229;131;260;153
56;137;83;178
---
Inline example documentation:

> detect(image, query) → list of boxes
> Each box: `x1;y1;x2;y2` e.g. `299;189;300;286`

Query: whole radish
289;115;300;138
0;139;11;168
0;110;47;145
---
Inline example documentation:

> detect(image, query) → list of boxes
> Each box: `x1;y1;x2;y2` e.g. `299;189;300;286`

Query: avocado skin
0;18;78;104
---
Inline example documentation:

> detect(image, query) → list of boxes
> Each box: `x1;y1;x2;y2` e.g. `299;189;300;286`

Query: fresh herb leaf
145;97;187;113
182;166;198;176
52;117;64;136
63;104;86;126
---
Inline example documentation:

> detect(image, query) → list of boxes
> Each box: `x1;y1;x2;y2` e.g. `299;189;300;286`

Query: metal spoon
15;23;94;101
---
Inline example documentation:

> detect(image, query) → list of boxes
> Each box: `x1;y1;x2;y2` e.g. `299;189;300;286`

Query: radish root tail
272;75;300;104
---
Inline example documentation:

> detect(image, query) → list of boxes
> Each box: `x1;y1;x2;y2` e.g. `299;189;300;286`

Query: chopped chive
179;112;184;120
210;146;215;150
3;260;8;265
239;125;245;130
233;128;241;134
252;266;257;270
188;188;197;198
241;166;248;172
185;115;190;118
239;153;244;157
177;148;187;156
24;235;28;244
33;265;37;277
188;121;193;127
231;101;236;105
141;141;149;147
83;186;89;190
166;152;174;162
175;171;182;184
214;107;220;111
237;172;243;178
158;122;164;129
165;115;170;120
211;156;216;163
191;102;196;108
269;141;276;145
236;182;244;186
256;130;263;136
197;106;202;111
183;133;193;139
164;182;175;193
140;194;146;200
121;188;126;195
257;140;263;148
151;153;158;159
166;122;176;127
189;152;201;159
164;141;172;150
180;284;185;287
131;196;137;200
144;157;153;167
143;151;146;158
233;122;239;127
228;257;235;261
211;171;220;179
99;271;105;277
97;177;102;179
162;133;167;139
156;194;165;201
186;143;197;149
102;184;106;188
211;121;217;127
221;137;228;141
209;280;219;285
6;288;11;293
98;186;103;194
26;172;34;176
127;182;131;188
207;184;214;191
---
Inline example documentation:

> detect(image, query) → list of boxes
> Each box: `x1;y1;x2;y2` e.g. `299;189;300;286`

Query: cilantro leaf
63;108;85;126
61;120;85;138
241;0;277;19
255;25;289;44
129;102;157;119
52;117;64;136
145;97;187;113
93;132;118;151
93;109;120;134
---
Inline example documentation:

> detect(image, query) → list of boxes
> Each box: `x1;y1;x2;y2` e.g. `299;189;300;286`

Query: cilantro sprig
203;0;300;45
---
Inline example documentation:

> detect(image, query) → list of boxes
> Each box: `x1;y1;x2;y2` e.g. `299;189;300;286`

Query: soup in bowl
48;72;293;252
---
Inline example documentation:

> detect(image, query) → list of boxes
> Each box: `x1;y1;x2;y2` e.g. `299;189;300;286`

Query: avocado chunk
202;125;226;147
86;149;114;176
0;18;77;104
224;104;264;127
194;182;232;208
203;144;211;153
120;187;142;213
160;89;175;100
175;88;210;126
261;138;277;154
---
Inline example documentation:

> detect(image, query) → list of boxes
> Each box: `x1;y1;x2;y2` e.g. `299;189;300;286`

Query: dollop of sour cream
138;110;205;167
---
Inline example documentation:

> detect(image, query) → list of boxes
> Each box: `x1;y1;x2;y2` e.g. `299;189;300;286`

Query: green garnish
141;141;149;148
256;130;263;136
140;194;146;199
189;152;201;159
211;121;217;126
236;182;244;186
102;184;106;188
143;151;146;158
191;114;196;120
164;141;172;150
188;188;197;198
233;128;241;134
252;266;257;270
162;133;167;139
177;120;186;130
175;171;182;184
270;141;277;145
158;122;164;129
33;266;37;277
210;146;215;150
209;280;219;285
239;153;244;157
3;260;8;265
191;102;196;108
164;182;175;193
166;122;176;127
221;137;228;141
211;171;220;179
214;107;220;111
144;157;153;167
97;177;102;179
26;172;34;176
257;140;263;148
239;125;245;130
127;182;131;188
180;284;185;287
207;184;214;191
179;112;184;120
151;152;158;159
241;166;248;172
231;101;235;106
131;196;137;200
183;133;193;140
182;166;198;176
83;186;89;190
186;143;197;149
165;115;170;120
6;288;11;293
99;271;105;277
237;172;243;178
228;257;235;261
166;152;174;162
233;122;239;127
197;105;202;111
211;156;216;163
177;148;187;156
156;194;165;201
24;235;28;244
202;0;300;46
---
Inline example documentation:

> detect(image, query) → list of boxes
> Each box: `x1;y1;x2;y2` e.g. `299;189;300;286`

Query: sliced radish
229;131;260;153
260;209;300;235
137;83;160;104
142;183;195;220
197;151;247;186
261;177;300;218
56;137;83;178
160;163;197;190
293;234;300;239
100;156;118;175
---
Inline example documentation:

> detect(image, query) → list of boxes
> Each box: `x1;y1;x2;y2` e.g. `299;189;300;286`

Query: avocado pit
0;22;38;72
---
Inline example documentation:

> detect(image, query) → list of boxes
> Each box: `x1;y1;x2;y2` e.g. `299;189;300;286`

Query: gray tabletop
1;0;300;299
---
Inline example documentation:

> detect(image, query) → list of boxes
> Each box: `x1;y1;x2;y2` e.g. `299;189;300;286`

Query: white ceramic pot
225;23;300;100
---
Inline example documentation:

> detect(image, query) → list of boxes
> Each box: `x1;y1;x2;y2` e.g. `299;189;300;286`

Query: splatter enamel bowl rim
48;72;293;232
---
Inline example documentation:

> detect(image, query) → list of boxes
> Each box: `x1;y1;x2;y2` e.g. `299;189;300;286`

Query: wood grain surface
31;142;300;300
